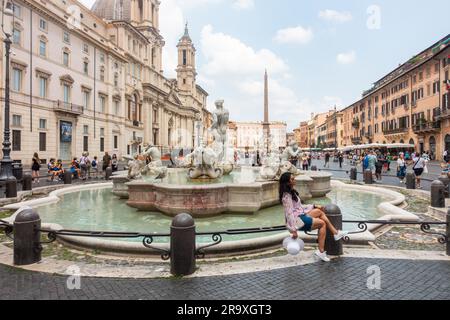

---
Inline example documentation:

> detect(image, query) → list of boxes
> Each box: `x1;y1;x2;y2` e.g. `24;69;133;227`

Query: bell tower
176;23;197;93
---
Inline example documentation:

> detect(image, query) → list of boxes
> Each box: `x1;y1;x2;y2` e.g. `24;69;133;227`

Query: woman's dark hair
279;172;299;204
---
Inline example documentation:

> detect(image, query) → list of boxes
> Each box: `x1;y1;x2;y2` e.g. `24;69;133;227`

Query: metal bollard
63;170;72;184
350;168;357;181
22;173;33;191
13;208;42;265
430;180;445;208
170;213;196;276
105;167;113;180
406;172;416;190
323;204;343;256
311;166;317;171
5;177;17;198
438;175;450;198
364;169;373;185
447;209;450;256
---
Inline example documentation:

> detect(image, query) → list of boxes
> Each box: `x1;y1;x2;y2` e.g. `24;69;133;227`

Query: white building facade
0;0;210;165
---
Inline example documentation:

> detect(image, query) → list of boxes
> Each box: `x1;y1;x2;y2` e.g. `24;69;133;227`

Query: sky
79;0;450;131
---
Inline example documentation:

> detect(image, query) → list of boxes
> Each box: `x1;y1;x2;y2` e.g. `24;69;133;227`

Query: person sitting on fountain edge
279;172;348;262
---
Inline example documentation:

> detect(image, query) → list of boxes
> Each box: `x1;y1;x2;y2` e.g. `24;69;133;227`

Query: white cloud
274;26;313;45
337;51;356;64
232;0;255;10
160;0;186;78
319;10;353;23
200;24;289;76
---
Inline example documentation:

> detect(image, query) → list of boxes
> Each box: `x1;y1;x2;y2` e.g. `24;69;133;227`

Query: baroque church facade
0;0;210;165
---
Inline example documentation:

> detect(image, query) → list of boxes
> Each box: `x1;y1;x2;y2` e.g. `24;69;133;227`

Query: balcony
383;127;409;135
352;120;360;129
54;101;84;115
437;107;450;120
413;121;441;134
351;137;362;144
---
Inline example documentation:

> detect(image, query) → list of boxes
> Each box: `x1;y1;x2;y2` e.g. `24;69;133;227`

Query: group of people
30;152;120;183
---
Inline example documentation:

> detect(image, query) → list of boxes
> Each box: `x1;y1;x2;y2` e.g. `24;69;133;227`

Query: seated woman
280;172;348;262
51;160;64;181
70;158;81;179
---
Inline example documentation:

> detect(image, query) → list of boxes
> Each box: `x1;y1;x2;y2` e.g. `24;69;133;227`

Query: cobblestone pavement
0;258;449;300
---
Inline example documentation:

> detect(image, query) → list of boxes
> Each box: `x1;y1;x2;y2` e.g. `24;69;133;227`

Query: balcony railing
351;137;362;144
54;101;84;115
413;121;441;134
383;127;409;135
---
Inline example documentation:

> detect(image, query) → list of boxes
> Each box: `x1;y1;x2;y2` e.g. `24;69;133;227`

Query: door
60;121;72;161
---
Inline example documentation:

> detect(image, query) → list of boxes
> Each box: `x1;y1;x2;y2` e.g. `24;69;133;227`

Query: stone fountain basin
115;169;333;218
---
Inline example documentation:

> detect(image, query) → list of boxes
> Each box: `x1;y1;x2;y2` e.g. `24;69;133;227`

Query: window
100;128;105;137
114;135;118;149
39;77;47;98
12;28;20;45
100;67;105;81
151;48;155;66
419;72;423;81
82;91;90;109
12;130;21;151
39;132;46;151
13;4;21;19
39;40;46;56
99;53;105;63
114;73;118;87
183;50;187;66
12;115;22;127
83;43;89;54
433;81;440;94
83;61;89;75
39;118;47;129
63;84;70;103
99;95;106;113
83;136;89;152
63;31;70;44
63;51;69;66
83;125;89;135
39;19;47;31
12;68;22;91
100;137;105;152
114;100;120;115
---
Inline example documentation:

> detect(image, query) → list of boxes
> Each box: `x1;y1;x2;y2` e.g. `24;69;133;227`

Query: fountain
112;100;333;217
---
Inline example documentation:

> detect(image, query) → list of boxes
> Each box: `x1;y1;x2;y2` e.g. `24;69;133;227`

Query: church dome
91;0;132;21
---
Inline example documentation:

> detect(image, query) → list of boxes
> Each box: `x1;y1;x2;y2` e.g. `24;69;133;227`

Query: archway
445;135;450;153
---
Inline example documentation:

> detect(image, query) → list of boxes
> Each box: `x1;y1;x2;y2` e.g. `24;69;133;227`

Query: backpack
363;156;369;169
92;160;97;167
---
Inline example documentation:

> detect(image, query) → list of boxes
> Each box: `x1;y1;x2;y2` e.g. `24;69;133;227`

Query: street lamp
0;0;17;191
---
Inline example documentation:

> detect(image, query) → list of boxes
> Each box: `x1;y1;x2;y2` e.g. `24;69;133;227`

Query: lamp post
0;0;16;189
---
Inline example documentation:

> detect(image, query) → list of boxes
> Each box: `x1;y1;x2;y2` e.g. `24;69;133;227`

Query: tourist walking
397;153;407;183
79;152;90;180
324;152;330;168
375;154;383;181
412;152;426;189
102;152;112;172
111;154;119;172
279;172;348;262
31;152;41;184
444;149;448;163
301;153;309;171
91;156;99;178
338;152;344;169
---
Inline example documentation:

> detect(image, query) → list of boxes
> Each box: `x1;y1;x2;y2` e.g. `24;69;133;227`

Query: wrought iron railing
0;218;448;259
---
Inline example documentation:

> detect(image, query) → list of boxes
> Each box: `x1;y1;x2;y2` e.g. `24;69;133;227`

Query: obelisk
263;70;271;154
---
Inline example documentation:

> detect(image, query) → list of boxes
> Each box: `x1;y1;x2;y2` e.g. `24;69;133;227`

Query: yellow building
340;34;450;160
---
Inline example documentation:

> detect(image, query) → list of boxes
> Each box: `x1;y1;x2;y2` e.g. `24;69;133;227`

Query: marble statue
281;141;301;162
210;100;229;162
123;144;168;180
188;146;223;179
